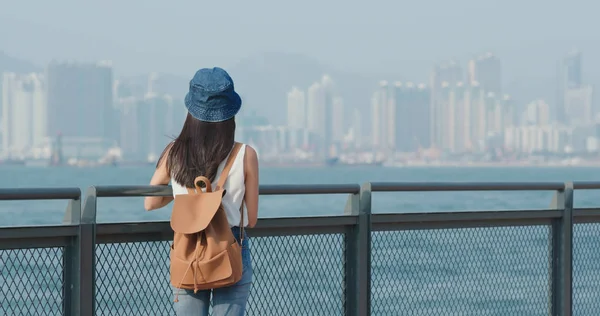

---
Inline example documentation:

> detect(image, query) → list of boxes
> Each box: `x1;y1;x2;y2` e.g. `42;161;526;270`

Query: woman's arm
244;145;259;228
144;153;174;211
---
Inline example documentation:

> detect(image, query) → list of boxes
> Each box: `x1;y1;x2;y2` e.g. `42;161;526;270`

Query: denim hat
184;67;242;122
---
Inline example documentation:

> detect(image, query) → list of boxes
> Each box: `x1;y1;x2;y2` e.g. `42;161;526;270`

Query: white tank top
171;143;248;227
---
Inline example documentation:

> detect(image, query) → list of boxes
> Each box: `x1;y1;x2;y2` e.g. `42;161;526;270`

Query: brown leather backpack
170;143;244;301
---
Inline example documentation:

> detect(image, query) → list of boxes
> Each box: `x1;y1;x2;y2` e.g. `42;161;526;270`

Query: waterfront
2;166;600;315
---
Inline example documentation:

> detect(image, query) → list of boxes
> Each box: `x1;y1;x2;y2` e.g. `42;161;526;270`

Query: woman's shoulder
240;143;258;168
240;143;257;157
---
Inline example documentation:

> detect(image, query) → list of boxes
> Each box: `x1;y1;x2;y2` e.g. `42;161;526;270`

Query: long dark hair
158;113;236;188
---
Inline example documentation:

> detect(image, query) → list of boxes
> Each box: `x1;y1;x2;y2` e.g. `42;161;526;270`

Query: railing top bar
6;181;598;200
259;184;360;195
94;185;171;197
370;182;565;192
93;184;360;197
372;209;562;224
0;187;81;200
573;181;600;190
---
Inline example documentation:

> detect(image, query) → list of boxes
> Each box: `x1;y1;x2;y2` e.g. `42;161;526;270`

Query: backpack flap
170;189;225;234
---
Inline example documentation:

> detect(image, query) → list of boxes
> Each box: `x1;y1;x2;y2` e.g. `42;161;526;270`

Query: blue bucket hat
184;67;242;122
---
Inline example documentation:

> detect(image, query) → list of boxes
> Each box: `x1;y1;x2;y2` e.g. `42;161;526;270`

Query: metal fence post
550;182;573;316
344;183;371;316
62;197;81;316
344;191;358;315
80;187;98;316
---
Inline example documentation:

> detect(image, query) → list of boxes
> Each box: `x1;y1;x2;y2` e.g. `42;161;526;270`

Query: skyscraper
371;81;389;150
286;87;306;129
430;60;462;149
351;108;363;147
304;75;341;156
468;52;502;94
331;96;345;142
469;82;487;150
1;73;46;158
452;82;469;152
523;100;551;126
565;85;594;126
46;61;114;142
306;82;325;136
393;82;430;152
116;94;174;161
286;86;307;150
564;50;582;89
557;50;586;123
321;74;335;153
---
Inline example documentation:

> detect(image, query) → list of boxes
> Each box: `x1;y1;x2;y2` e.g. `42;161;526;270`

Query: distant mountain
118;72;189;100
227;52;380;125
125;52;385;127
0;51;41;75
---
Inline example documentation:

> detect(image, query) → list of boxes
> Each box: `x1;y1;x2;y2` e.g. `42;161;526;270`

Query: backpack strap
239;200;245;242
215;142;242;191
216;142;246;239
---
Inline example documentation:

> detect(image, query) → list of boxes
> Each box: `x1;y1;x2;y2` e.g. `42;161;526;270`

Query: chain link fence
247;234;345;315
371;226;552;316
0;247;64;316
95;233;346;315
573;223;600;316
5;223;597;315
96;241;173;316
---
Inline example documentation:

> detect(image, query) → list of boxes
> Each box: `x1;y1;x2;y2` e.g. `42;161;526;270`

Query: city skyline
280;50;598;164
0;48;598;166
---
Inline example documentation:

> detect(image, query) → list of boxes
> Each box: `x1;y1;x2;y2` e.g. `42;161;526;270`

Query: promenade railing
2;182;600;316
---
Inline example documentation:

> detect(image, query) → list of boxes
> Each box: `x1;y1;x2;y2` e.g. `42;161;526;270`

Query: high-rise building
286;86;307;150
118;97;140;159
303;75;342;156
393;82;408;152
564;50;583;89
523;100;551;126
438;81;453;151
306;82;325;136
485;92;502;137
371;81;390;150
370;89;382;149
564;85;594;126
468;83;487;151
286;87;306;129
321;75;336;153
46;61;115;142
351;108;363;147
331;96;345;142
452;82;469;152
435;81;510;153
468;52;502;94
557;50;585;123
393;82;430;152
505;125;570;153
430;60;462;149
117;94;174;161
502;95;516;129
386;84;395;152
1;73;46;158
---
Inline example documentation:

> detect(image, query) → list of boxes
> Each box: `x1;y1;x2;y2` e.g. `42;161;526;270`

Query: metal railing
2;182;600;315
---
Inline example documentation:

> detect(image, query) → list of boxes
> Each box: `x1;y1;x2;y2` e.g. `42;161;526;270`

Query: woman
144;67;259;316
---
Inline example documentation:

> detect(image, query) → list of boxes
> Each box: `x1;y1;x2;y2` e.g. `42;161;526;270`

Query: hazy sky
1;0;598;84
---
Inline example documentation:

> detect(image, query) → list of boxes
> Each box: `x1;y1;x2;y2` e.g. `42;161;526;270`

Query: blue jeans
173;227;253;316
